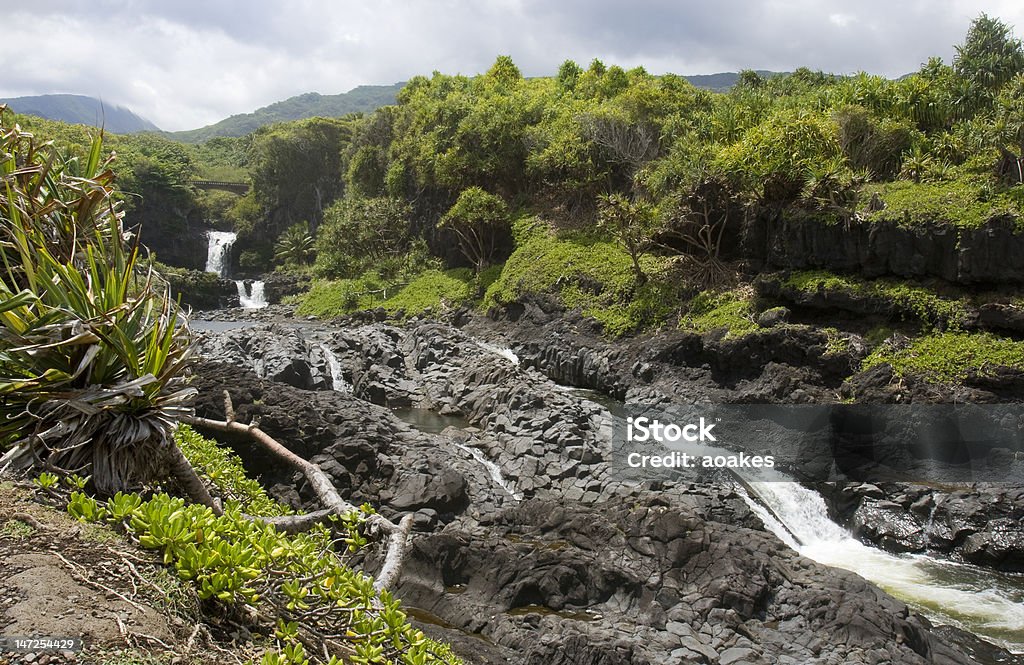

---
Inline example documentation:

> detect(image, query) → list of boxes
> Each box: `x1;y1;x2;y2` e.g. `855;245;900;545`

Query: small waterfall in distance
205;231;237;277
235;280;268;309
318;343;352;393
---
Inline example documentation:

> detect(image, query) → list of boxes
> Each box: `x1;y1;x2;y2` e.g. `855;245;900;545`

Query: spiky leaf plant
0;109;197;494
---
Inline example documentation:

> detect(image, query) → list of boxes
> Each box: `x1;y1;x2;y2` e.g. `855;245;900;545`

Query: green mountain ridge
0;93;160;134
166;83;406;142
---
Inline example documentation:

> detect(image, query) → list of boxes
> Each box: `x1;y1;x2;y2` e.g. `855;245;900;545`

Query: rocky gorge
187;305;1024;665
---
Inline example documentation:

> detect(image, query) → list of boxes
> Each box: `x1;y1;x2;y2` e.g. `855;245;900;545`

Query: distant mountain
169;83;405;142
683;70;785;92
0;94;160;133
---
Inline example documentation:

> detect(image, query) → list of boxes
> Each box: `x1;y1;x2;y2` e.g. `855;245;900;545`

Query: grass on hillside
859;179;1022;230
295;268;498;319
677;289;760;338
484;216;686;336
781;270;969;329
863;331;1024;384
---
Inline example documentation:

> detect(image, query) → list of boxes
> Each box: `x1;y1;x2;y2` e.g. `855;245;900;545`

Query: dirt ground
0;479;251;665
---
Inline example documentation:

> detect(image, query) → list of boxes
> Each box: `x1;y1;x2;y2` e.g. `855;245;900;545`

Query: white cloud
2;1;1024;131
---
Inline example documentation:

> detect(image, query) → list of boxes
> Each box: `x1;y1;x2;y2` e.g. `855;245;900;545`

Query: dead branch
183;392;414;591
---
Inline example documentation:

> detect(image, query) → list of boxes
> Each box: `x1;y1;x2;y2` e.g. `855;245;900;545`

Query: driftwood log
183;392;414;591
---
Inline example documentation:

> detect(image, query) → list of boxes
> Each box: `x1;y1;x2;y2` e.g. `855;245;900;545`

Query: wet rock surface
191;317;1023;664
824;482;1024;572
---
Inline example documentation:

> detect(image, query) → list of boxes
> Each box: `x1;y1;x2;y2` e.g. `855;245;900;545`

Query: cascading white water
319;343;352;393
235;280;268;309
455;443;523;500
741;480;1024;653
205;231;237;277
474;339;520;366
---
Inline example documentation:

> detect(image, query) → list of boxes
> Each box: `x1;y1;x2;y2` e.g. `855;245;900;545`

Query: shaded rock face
190;321;1004;665
261;273;311;304
742;212;1024;285
823;483;1024;572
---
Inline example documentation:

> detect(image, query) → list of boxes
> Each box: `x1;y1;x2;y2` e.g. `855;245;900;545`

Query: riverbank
186;307;1024;663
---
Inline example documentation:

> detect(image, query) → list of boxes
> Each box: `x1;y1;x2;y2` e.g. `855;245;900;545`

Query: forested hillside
0;93;159;132
12;14;1024;382
168;84;405;142
224;16;1023;333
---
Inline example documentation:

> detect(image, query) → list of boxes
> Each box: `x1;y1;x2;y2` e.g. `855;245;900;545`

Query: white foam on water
318;342;352;393
741;480;1024;653
205;231;237;276
235;280;268;309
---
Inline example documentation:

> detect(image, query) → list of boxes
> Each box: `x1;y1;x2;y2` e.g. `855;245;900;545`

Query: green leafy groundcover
859;180;1022;230
863;331;1024;384
484;217;682;336
382;269;477;317
63;426;461;665
782;270;968;329
294;268;492;320
678;289;759;338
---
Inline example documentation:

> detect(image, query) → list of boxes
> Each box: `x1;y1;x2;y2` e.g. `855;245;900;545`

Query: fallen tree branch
183;392;414;591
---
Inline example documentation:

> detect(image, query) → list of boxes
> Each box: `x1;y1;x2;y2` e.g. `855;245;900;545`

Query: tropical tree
0;112;207;500
949;13;1024;120
273;221;315;268
438;187;509;273
954;13;1024;94
995;73;1024;182
314;196;414;278
597;192;658;285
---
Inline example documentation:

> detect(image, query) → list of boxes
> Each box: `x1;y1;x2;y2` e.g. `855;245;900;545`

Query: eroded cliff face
742;211;1024;285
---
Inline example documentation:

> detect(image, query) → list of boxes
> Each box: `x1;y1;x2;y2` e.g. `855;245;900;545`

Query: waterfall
235;280;268;309
319;343;352;393
205;231;237;277
741;480;1024;653
455;443;523;500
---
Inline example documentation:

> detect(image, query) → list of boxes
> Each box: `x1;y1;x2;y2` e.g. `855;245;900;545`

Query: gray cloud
2;0;1022;131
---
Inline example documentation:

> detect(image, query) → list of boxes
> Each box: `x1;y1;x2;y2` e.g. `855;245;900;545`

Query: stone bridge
190;180;250;195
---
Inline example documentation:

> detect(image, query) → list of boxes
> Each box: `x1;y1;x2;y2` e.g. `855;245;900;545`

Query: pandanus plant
0;109;208;498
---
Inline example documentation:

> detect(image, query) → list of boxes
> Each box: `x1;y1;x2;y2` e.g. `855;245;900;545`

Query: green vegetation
678;290;758;337
11;15;1024;342
174;425;290;517
382;269;477;317
297;268;483;320
274;222;316;269
484;217;683;336
782;270;969;328
0;517;35;539
296;274;394;317
64;486;459;664
314;196;419;279
438;187;510;274
38;426;460;664
860;179;1021;229
168;84;404;143
0;115;195;493
864;331;1024;383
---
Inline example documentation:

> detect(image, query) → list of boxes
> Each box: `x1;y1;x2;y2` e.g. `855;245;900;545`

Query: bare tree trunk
183;393;414;591
166;442;223;516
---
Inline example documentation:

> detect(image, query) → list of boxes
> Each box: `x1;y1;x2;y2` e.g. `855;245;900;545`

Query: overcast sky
4;1;1024;131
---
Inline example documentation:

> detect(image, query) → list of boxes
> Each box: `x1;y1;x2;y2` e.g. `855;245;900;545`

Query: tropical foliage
0;111;195;493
